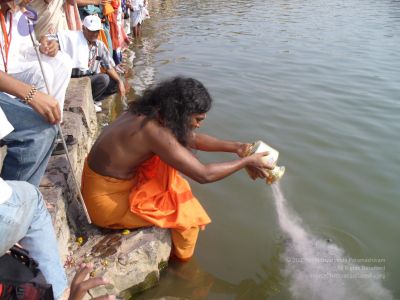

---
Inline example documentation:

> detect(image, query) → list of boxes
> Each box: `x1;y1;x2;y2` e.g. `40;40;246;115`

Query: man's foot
52;143;72;156
55;134;77;146
52;134;77;155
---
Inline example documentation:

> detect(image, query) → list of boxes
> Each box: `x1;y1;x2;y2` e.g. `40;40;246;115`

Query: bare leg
133;25;138;38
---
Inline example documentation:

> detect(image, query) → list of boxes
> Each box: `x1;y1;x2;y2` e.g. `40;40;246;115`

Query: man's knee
6;181;41;208
105;77;118;95
38;122;58;143
171;227;200;261
91;73;110;87
18;114;58;148
0;181;40;255
91;74;114;101
0;92;57;135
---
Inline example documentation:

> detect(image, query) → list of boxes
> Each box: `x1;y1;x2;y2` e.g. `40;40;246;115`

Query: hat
83;15;102;31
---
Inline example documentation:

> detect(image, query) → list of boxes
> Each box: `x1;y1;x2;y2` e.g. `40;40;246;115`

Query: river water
125;0;400;299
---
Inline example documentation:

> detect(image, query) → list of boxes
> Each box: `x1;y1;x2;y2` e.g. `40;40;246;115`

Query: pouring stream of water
271;182;393;300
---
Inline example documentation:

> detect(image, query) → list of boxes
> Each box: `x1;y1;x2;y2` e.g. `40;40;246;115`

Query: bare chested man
82;76;272;260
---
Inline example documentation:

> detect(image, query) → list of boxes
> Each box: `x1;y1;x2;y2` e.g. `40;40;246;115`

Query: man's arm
100;43;126;97
106;67;126;97
191;133;251;157
0;71;61;124
144;121;272;184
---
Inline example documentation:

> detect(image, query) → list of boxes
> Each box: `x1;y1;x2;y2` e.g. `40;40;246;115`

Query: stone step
38;78;171;298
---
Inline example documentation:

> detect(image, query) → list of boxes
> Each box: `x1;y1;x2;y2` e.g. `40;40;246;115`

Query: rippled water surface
128;0;400;299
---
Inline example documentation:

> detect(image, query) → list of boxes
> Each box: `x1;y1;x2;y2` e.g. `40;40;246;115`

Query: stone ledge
38;78;172;298
63;77;98;136
65;226;171;298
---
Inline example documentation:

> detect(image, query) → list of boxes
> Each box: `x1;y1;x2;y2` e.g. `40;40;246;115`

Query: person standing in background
128;0;148;38
29;0;69;37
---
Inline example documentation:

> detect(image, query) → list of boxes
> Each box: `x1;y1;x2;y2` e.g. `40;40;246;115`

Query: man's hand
30;91;61;124
247;151;274;170
0;71;60;124
69;263;115;300
236;143;252;158
39;36;59;57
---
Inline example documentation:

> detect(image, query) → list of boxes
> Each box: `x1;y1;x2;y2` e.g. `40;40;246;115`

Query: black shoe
52;143;73;155
55;134;77;146
52;135;76;155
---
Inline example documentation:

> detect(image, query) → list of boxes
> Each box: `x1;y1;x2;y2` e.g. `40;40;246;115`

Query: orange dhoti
81;156;211;260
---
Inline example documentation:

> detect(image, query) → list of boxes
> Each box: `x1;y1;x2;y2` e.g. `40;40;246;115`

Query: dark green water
126;0;400;299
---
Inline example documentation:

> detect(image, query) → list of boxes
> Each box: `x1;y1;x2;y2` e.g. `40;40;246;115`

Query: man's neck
0;2;18;15
0;4;10;15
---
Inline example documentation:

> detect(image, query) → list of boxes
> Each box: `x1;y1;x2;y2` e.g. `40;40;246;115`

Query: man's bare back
88;113;156;179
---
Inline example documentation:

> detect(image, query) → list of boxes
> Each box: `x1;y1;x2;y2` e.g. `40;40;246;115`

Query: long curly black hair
128;76;213;146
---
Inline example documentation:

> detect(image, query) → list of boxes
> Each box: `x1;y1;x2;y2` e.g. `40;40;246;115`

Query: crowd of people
0;0;274;299
0;0;149;298
1;0;150;113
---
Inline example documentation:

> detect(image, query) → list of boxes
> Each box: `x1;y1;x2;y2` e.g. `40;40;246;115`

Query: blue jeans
0;181;67;299
0;92;58;187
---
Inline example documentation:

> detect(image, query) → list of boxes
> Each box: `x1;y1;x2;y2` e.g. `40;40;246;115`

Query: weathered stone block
64;78;97;136
39;186;70;261
65;227;171;299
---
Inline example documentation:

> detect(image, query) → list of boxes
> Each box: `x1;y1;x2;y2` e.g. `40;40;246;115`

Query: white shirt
57;30;90;72
0;10;37;74
57;30;115;74
0;107;14;204
131;0;144;11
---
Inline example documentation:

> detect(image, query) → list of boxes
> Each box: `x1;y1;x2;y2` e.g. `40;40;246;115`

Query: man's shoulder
142;117;176;143
128;115;161;135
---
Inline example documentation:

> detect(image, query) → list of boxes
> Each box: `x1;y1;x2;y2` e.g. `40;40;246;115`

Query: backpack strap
8;246;39;273
0;246;54;300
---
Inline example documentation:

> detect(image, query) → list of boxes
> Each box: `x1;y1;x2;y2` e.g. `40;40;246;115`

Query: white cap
83;15;102;31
